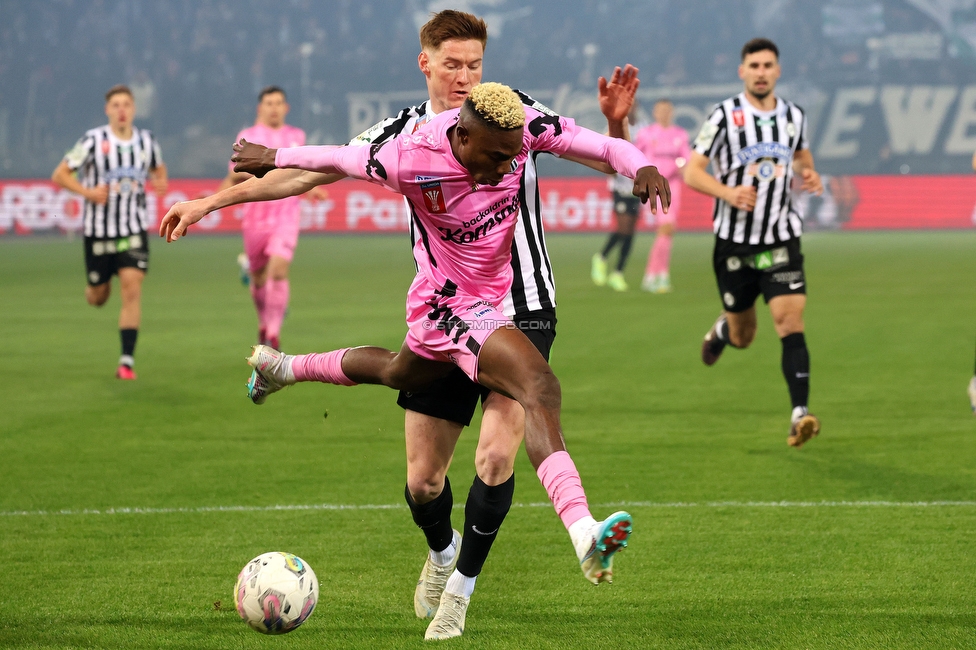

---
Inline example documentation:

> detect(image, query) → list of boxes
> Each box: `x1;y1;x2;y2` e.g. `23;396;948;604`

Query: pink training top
634;123;691;181
233;123;306;227
276;106;650;304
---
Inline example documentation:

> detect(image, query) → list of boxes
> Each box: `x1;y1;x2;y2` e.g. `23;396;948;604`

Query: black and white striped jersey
693;93;808;250
63;126;163;240
349;93;557;318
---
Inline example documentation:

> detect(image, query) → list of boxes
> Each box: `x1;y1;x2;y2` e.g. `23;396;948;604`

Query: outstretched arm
562;127;671;212
159;165;343;242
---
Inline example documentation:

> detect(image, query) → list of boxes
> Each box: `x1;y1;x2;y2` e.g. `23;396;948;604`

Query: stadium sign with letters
1;177;973;235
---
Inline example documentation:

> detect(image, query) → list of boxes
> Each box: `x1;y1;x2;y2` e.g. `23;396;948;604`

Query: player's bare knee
729;327;755;349
773;313;803;333
406;473;444;504
86;287;109;306
475;447;516;484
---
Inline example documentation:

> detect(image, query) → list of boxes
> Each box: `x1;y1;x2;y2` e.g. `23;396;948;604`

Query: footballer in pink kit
165;83;670;588
220;86;306;349
271;92;653;381
634;99;691;293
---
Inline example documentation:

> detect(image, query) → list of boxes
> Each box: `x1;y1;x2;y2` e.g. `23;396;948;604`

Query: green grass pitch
1;231;974;649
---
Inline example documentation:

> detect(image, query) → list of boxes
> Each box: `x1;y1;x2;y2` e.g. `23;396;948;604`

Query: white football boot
788;410;821;448
969;376;976;415
414;529;461;618
424;591;470;641
246;345;295;405
576;511;633;585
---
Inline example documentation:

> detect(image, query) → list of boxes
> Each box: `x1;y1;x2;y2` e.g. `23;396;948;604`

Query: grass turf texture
1;231;974;649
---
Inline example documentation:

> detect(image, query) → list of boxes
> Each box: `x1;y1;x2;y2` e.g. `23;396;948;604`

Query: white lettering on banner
541;190;612;230
945;86;976;155
299;198;335;230
818;87;878;159
0;183;84;232
345;191;409;230
880;85;957;154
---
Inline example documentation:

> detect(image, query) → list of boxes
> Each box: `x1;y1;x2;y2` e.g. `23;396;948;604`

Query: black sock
601;233;621;258
781;332;810;409
455;473;515;578
405;476;454;552
616;234;634;271
120;329;138;366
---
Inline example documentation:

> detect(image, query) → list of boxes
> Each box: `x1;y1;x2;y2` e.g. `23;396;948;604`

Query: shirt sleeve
276;141;402;194
63;134;95;171
560;124;652;179
149;135;163;170
347;106;415;147
522;106;579;157
797;109;809;152
692;104;726;158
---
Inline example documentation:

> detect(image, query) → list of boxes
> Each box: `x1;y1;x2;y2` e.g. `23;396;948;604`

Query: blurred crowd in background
2;0;975;177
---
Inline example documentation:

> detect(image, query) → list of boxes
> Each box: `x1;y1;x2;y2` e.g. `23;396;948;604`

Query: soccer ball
234;551;319;634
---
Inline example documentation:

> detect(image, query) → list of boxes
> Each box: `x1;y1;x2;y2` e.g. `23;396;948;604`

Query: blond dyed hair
467;83;524;130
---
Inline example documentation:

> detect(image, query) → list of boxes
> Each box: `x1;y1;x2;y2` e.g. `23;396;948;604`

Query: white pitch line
2;500;975;517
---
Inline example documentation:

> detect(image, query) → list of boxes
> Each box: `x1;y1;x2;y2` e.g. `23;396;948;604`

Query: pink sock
250;283;267;331
292;349;358;386
263;279;290;339
536;451;592;530
647;233;673;276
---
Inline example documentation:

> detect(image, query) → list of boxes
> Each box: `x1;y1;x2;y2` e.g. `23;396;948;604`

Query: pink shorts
242;218;300;271
404;274;510;383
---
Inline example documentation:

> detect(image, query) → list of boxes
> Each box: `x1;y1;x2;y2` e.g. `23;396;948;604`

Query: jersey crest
420;181;446;213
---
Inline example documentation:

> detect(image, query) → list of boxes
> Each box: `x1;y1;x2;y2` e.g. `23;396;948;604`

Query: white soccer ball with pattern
234;551;319;634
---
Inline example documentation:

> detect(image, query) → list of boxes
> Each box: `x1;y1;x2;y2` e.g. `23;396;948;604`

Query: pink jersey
276;106;650;305
233;123;306;228
634;123;691;181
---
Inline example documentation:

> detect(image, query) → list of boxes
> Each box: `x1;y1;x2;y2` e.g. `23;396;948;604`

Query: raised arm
562;64;640;175
599;64;639;140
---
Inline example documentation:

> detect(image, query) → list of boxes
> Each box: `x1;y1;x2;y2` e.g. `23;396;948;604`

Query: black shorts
713;238;805;313
84;234;149;286
612;191;641;217
396;309;557;426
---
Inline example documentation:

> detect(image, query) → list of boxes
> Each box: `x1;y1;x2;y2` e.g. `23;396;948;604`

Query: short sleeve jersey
64;126;163;239
692;93;808;249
